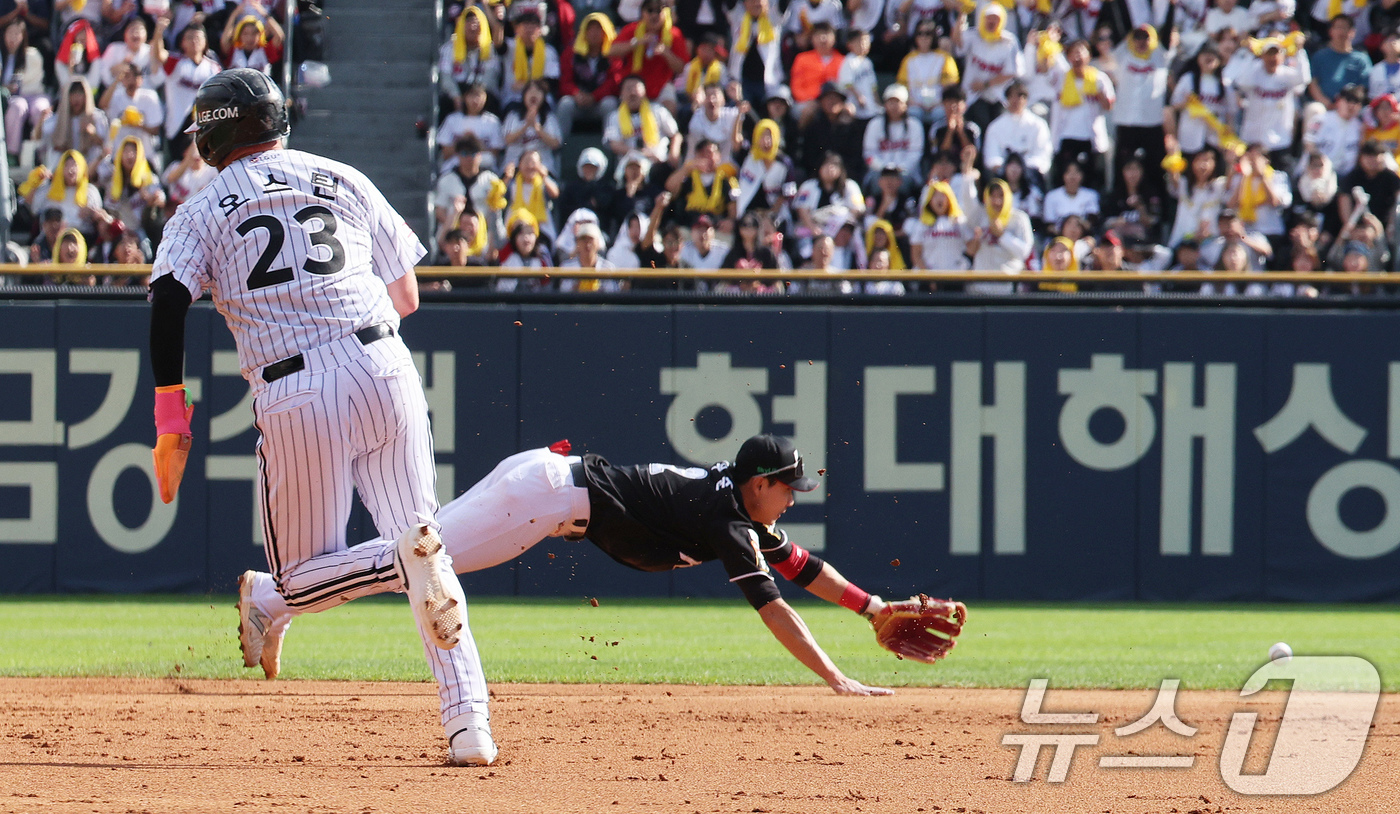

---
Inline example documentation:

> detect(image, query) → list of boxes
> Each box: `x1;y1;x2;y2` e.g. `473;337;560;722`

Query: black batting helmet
186;68;290;167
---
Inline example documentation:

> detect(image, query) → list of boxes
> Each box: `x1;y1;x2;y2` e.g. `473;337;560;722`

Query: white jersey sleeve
360;170;428;285
150;200;212;299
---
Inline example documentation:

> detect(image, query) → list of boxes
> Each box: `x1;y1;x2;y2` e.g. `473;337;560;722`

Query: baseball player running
148;69;497;766
241;435;968;714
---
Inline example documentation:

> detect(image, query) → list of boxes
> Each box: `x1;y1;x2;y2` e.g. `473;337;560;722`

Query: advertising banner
3;301;1398;601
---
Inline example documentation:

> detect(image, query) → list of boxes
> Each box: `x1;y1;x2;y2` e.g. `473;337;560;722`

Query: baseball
1269;642;1292;663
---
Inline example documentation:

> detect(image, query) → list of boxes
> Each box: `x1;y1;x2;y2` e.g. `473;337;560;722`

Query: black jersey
575;453;793;609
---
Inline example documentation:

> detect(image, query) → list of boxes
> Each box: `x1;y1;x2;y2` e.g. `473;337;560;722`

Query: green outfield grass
0;596;1394;691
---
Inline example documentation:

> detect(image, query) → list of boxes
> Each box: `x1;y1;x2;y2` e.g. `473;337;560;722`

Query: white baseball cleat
395;524;465;649
260;614;293;680
236;570;270;671
446;712;498;766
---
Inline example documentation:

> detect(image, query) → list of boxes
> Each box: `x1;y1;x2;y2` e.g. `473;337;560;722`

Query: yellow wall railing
3;265;1399;286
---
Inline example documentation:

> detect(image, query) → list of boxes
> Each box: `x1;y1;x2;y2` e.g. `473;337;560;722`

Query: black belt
565;461;590;540
262;323;394;383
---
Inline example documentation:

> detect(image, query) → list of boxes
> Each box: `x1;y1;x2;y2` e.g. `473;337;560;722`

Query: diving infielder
242;435;935;709
147;68;498;766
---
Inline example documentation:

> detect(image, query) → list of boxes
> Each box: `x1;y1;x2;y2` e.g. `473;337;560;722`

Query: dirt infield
0;678;1394;814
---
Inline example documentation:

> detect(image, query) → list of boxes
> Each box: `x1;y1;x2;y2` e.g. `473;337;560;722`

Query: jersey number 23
237;205;347;290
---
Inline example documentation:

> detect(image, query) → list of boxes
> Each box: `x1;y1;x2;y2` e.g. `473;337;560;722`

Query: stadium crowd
431;0;1400;293
0;0;286;285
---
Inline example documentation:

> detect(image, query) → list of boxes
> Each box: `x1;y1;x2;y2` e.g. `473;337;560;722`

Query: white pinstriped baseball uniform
151;147;489;725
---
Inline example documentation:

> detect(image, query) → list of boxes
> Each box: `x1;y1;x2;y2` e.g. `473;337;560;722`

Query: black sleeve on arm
759;529;827;587
149;276;193;388
790;553;825;587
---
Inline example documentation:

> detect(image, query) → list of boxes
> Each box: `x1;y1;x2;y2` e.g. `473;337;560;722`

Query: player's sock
249;571;294;619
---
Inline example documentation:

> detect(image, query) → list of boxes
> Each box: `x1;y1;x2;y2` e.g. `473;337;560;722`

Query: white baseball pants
249;331;491;723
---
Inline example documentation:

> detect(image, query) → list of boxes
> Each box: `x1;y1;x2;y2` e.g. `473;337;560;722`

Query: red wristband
838;583;871;614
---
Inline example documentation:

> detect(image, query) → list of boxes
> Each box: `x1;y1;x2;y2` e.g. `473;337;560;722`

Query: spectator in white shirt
98;16;160;89
162;140;216;206
39;77;108;168
1371;34;1400;101
680;215;729;273
439;4;503;105
735;117;793;216
837;28;880;120
1227;143;1291;246
862;249;907;295
899;20;960;128
966;178;1033;291
1305;83;1364;177
1205;0;1252;37
907;179;971;273
436;134;508;253
1295;151;1339;216
728;0;784;107
782;0;844;52
1024;26;1069;116
1000;152;1044;225
1042;158;1102;231
1218;28;1254;87
503;79;564;176
559;222;622;291
439;82;505;174
1248;0;1297;37
1165;43;1237;157
846;0;887;51
157;24;221;161
1174;0;1211;54
1166;146;1229;246
605;75;682;166
1199;208;1274;270
793;151;865;254
685;84;742;165
501;8;560;107
953;3;1023;132
220;13;278;75
672;33;729;123
982;80;1052;178
1055;0;1107;42
498;218;555;290
861;84;924;187
863;219;905;275
1113;25;1170;198
794;234;853;293
0;18;48;161
1049;38;1115;188
1234;37;1310;173
99;59;163;160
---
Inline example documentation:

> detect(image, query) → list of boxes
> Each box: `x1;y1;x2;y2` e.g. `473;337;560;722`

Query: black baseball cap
733;434;819;491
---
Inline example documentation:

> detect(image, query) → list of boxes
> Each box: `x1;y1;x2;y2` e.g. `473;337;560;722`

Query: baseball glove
870;594;967;663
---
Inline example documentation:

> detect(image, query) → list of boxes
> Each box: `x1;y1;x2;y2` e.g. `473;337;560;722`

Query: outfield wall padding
3;301;1399;603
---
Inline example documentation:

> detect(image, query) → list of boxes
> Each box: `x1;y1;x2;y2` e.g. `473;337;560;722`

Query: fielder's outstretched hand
830;676;895;696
